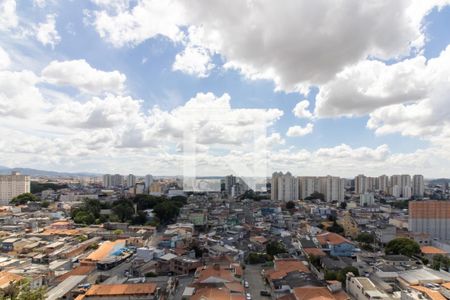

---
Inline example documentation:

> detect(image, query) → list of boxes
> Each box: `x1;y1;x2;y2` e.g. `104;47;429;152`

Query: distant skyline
1;1;450;177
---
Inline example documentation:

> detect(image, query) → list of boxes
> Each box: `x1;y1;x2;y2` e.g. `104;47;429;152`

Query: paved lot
244;264;271;299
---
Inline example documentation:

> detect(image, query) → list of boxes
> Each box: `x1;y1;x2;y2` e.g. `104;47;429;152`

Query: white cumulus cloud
36;14;61;48
286;123;314;137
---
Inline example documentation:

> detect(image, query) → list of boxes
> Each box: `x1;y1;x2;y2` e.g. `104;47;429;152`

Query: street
244;264;271;299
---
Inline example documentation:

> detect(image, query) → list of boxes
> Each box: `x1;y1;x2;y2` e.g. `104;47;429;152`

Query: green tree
356;232;375;244
266;241;287;257
328;221;344;234
74;211;95;225
10;193;39;205
305;192;325;201
340;202;347;209
0;279;46;300
385;238;420;257
153;201;180;224
112;199;135;222
40;201;50;208
432;254;450;270
286;201;295;210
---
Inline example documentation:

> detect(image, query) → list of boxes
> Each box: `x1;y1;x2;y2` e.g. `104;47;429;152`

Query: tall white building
299;176;317;199
377;175;389;193
319;176;345;202
413;175;424;197
127;174;136;188
103;174;124;187
360;193;375;206
271;172;298;201
355;175;367;194
0;172;30;204
144;175;154;193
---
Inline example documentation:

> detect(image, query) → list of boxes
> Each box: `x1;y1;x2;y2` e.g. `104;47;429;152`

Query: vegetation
431;254;450;271
305;192;325;201
239;189;269;201
10;193;39;205
247;252;271;264
324;266;359;285
391;200;409;209
71;195;186;226
339;202;347;209
286;201;295;210
327;221;344;234
0;279;46;300
385;238;420;257
356;232;375;244
266;241;287;257
30;181;68;193
40;200;50;208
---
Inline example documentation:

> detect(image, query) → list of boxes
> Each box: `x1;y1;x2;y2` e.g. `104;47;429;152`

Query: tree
385;238;420;257
328;221;344;234
305;192;325;201
340;202;347;209
153;201;180;224
40;201;50;208
74;211;95;225
356;232;375;244
432;254;450;270
0;279;46;300
10;193;39;205
112;199;135;222
266;241;287;257
286;201;295;210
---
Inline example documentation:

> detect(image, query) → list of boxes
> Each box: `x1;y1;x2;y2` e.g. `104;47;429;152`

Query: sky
1;0;450;178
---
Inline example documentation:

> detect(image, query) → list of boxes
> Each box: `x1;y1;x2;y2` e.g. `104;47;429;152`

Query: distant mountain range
428;178;450;185
0;166;100;177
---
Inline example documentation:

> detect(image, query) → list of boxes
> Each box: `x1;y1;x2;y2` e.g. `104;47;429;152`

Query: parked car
260;290;271;297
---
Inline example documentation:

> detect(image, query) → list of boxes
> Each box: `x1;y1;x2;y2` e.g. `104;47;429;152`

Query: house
316;232;356;257
420;246;448;259
77;283;159;300
46;275;87;300
288;286;349;300
264;258;312;292
346;273;389;300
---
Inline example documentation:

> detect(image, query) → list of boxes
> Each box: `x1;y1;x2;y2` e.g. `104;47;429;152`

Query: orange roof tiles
85;283;157;296
195;265;236;283
411;286;446;300
190;287;245;300
266;259;310;281
293;287;349;300
409;201;450;219
316;232;352;246
86;240;125;262
304;248;326;257
421;246;447;255
0;271;24;289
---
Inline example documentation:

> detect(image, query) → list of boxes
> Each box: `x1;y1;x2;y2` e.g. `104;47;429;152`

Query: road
244;264;271;299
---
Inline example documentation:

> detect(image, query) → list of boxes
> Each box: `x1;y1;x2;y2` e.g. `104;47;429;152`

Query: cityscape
1;1;450;300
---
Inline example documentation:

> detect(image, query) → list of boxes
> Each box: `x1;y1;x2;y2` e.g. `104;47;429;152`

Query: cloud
41;59;126;94
36;14;61;48
172;46;215;78
286;123;314;137
314;55;428;117
0;46;11;69
0;70;46;117
0;0;18;31
293;100;313;119
91;0;186;47
89;0;448;89
365;45;450;140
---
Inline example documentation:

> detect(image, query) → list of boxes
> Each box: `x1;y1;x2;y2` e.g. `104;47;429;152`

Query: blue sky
1;0;450;177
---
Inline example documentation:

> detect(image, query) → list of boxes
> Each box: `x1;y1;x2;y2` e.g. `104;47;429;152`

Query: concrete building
319;176;345;202
144;174;153;193
346;273;389;300
0;172;30;204
299;176;317;199
360;193;375;207
377;175;389;194
355;175;367;194
127;174;136;188
102;174;124;188
413;175;424;198
271;172;298;201
409;201;450;240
